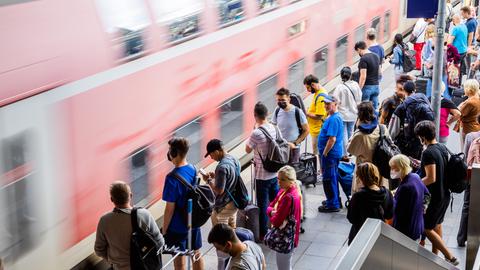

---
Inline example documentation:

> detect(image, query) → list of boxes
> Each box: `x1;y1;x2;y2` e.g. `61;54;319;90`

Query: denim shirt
390;45;403;67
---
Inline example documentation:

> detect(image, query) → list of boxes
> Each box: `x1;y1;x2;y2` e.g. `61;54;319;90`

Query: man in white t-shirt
208;224;266;270
411;18;434;70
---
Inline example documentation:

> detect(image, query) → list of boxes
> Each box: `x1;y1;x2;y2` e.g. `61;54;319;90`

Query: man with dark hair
246;102;281;239
366;28;385;81
379;76;408;125
272;88;309;163
415;121;459;266
303;75;327;159
203;138;241;270
355;41;381;110
208;224;265;270
461;6;478;70
162;137;205;270
94;181;164;270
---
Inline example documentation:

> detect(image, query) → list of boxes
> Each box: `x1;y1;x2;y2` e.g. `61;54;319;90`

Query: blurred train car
0;0;415;269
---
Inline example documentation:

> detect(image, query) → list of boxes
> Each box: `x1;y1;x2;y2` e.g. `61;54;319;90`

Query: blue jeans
426;75;449;99
256;178;279;237
361;85;380;110
343;121;355;155
321;156;341;209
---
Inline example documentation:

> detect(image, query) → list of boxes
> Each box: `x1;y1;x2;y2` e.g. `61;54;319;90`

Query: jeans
457;184;470;245
256;178;279;237
426;75;449;99
276;250;294;270
343;121;355;155
361;85;380;111
321;155;341;209
394;65;404;80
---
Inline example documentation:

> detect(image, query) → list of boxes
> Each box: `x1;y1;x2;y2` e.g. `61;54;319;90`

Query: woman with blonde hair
422;24;436;76
347;162;393;244
390;154;430;241
266;165;301;270
459;79;480;149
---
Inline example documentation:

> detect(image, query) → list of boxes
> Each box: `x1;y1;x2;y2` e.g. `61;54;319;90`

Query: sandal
445;257;459;266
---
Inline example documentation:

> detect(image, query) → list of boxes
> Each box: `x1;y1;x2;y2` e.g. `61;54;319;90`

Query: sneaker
322;199;343;208
317;205;340;213
457;240;466;247
446;257;459;266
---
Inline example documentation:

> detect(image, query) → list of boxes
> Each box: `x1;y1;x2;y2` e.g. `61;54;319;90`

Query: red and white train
0;0;414;268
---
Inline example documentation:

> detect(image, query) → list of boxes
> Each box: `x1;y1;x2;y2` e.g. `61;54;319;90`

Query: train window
127;147;150;206
173;118;203;165
288;58;306;95
220;94;244;148
314;46;328;83
353;25;365;62
217;0;245;27
0;132;38;262
257;0;279;13
335;35;349;71
371;16;381;42
257;74;279;113
384;11;391;41
150;0;204;43
95;0;150;59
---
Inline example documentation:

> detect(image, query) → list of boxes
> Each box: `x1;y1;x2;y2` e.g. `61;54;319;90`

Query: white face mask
390;170;401;180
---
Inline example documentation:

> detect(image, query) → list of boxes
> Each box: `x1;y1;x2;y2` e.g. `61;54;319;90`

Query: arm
468;32;474;47
245;144;253;153
422;164;436;186
145;212;165;247
447;108;461;126
359;69;367;89
295;123;309;145
210;167;227;195
162;202;175;233
323;136;337;156
94;219;108;260
447;33;455;45
269;196;293;227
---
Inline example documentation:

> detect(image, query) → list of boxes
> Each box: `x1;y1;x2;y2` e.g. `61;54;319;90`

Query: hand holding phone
199;168;208;177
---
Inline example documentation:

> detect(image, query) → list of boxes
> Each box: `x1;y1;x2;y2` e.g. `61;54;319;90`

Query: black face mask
277;101;288;109
309;87;316;94
167;152;172;161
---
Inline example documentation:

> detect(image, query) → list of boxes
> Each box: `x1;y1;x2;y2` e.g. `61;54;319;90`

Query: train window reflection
384;11;391;41
0;132;38;263
354;25;365;62
371;16;381;42
95;0;150;59
335;35;349;71
257;74;279;113
220;94;244;148
150;0;204;42
128;147;150;206
257;0;279;13
217;0;244;26
314;46;328;84
288;58;305;95
173;118;203;165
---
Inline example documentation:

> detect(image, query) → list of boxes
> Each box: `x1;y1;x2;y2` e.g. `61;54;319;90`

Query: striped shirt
247;123;278;180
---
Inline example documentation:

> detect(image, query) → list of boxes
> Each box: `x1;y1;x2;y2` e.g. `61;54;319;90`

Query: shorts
164;228;202;251
424;196;450;230
212;202;238;228
311;134;319;155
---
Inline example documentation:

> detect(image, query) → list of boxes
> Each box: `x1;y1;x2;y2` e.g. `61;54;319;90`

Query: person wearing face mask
208;223;266;270
389;154;430;241
162;137;205;270
271;88;309;163
414;121;459;266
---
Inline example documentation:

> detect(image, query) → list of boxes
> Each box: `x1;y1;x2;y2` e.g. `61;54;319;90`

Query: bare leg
425;228;453;260
174;256;186;270
432;224;443;255
193;250;205;270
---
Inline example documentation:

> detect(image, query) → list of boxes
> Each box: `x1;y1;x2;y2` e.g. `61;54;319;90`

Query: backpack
274;106;304;140
168;171;215;228
225;159;250;210
442;145;468;193
257;126;290;173
130;208;162;270
402;46;416;73
447;63;461;87
289;93;306;114
373;125;402;179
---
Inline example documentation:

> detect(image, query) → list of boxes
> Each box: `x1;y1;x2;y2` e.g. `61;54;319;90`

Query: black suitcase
415;76;428;95
450;86;467;106
293;152;317;187
236;165;260;242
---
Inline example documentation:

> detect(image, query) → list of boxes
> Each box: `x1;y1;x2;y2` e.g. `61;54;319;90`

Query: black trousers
457;184;470;245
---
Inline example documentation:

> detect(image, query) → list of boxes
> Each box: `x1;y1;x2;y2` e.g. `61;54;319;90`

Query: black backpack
168;171;215;228
443;146;468;193
257;126;290;172
130;208;162;270
373;125;401;179
274;106;304;140
401;45;416;73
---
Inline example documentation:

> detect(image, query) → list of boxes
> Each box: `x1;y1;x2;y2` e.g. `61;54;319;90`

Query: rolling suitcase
236;165;260;242
294;152;317;187
415;76;428;95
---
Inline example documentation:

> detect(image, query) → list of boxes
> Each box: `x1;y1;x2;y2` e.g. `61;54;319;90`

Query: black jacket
347;186;394;244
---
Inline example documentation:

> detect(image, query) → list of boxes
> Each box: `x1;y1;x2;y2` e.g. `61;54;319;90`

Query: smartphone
199;168;208;177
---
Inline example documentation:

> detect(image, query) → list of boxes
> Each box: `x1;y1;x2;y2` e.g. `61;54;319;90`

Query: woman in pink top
267;165;302;270
439;97;460;143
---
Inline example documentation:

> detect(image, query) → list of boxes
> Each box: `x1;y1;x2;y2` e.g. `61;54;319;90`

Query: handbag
264;195;296;254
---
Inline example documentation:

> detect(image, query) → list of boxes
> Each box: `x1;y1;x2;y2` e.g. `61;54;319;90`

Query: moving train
0;0;415;268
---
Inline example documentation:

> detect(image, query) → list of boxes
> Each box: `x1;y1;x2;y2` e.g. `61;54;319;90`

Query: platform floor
161;64;467;270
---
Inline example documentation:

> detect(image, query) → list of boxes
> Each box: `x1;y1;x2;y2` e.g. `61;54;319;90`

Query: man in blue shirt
162;137;205;270
317;95;344;212
448;14;469;78
461;6;478;70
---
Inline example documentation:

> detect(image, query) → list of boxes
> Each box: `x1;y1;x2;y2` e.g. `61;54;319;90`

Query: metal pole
432;0;447;140
187;199;192;270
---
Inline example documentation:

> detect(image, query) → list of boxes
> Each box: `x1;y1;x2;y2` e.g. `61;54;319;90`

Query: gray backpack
257;126;290;172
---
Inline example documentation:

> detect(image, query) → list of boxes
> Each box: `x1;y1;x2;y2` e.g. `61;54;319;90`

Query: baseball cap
322;95;338;103
204;139;223;157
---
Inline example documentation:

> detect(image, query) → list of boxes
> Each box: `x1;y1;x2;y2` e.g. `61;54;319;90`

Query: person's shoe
322;199;343;208
446;257;459;266
457;240;466;247
318;205;340;213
